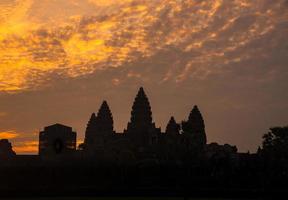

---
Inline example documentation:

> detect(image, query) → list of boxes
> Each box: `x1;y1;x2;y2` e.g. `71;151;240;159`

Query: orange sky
0;0;288;154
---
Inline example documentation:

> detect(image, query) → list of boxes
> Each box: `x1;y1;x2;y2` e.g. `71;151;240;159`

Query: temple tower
162;116;181;148
84;101;115;152
96;101;114;134
125;87;159;148
165;117;180;136
84;113;97;150
182;105;207;149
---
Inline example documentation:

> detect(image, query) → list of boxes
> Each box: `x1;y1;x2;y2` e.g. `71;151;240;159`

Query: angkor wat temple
37;87;213;163
0;87;288;198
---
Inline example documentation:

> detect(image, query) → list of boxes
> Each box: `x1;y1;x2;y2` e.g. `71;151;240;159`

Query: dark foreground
0;198;263;200
0;161;287;199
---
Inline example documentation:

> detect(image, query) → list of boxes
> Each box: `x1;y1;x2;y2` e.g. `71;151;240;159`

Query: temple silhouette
37;87;209;163
0;87;288;198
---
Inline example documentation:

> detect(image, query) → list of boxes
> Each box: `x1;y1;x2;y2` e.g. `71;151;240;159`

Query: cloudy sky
0;0;287;154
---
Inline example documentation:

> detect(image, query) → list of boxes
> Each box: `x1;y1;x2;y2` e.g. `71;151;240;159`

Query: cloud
4;0;286;92
13;140;38;154
0;131;19;139
13;138;83;154
0;0;285;89
0;128;39;154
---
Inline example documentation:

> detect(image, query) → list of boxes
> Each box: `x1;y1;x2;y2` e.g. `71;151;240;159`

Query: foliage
261;126;288;160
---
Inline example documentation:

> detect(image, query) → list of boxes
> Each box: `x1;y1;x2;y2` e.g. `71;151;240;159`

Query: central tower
124;87;160;148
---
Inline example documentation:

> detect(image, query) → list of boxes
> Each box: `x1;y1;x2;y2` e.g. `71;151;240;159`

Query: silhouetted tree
261;126;288;161
0;139;16;160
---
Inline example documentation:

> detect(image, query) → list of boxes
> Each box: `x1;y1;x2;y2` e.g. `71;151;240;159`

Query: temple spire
86;113;97;131
84;101;114;152
125;87;159;147
182;105;207;148
128;87;153;129
84;113;97;148
188;105;205;133
96;100;114;132
89;113;97;123
165;116;180;135
85;113;97;134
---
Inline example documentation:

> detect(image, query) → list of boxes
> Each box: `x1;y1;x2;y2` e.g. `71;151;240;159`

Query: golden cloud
13;140;38;154
0;0;286;92
88;0;133;7
14;139;84;154
0;131;19;139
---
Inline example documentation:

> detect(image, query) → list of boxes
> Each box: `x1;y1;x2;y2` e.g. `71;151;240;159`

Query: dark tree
0;139;16;160
261;126;288;161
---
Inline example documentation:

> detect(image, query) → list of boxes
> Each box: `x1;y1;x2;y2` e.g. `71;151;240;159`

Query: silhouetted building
80;87;209;162
84;101;115;154
182;105;207;150
37;87;208;163
165;116;180;136
0;139;16;160
3;86;284;197
95;100;115;139
124;87;160;149
39;124;76;156
163;116;181;146
204;143;238;177
84;112;97;150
